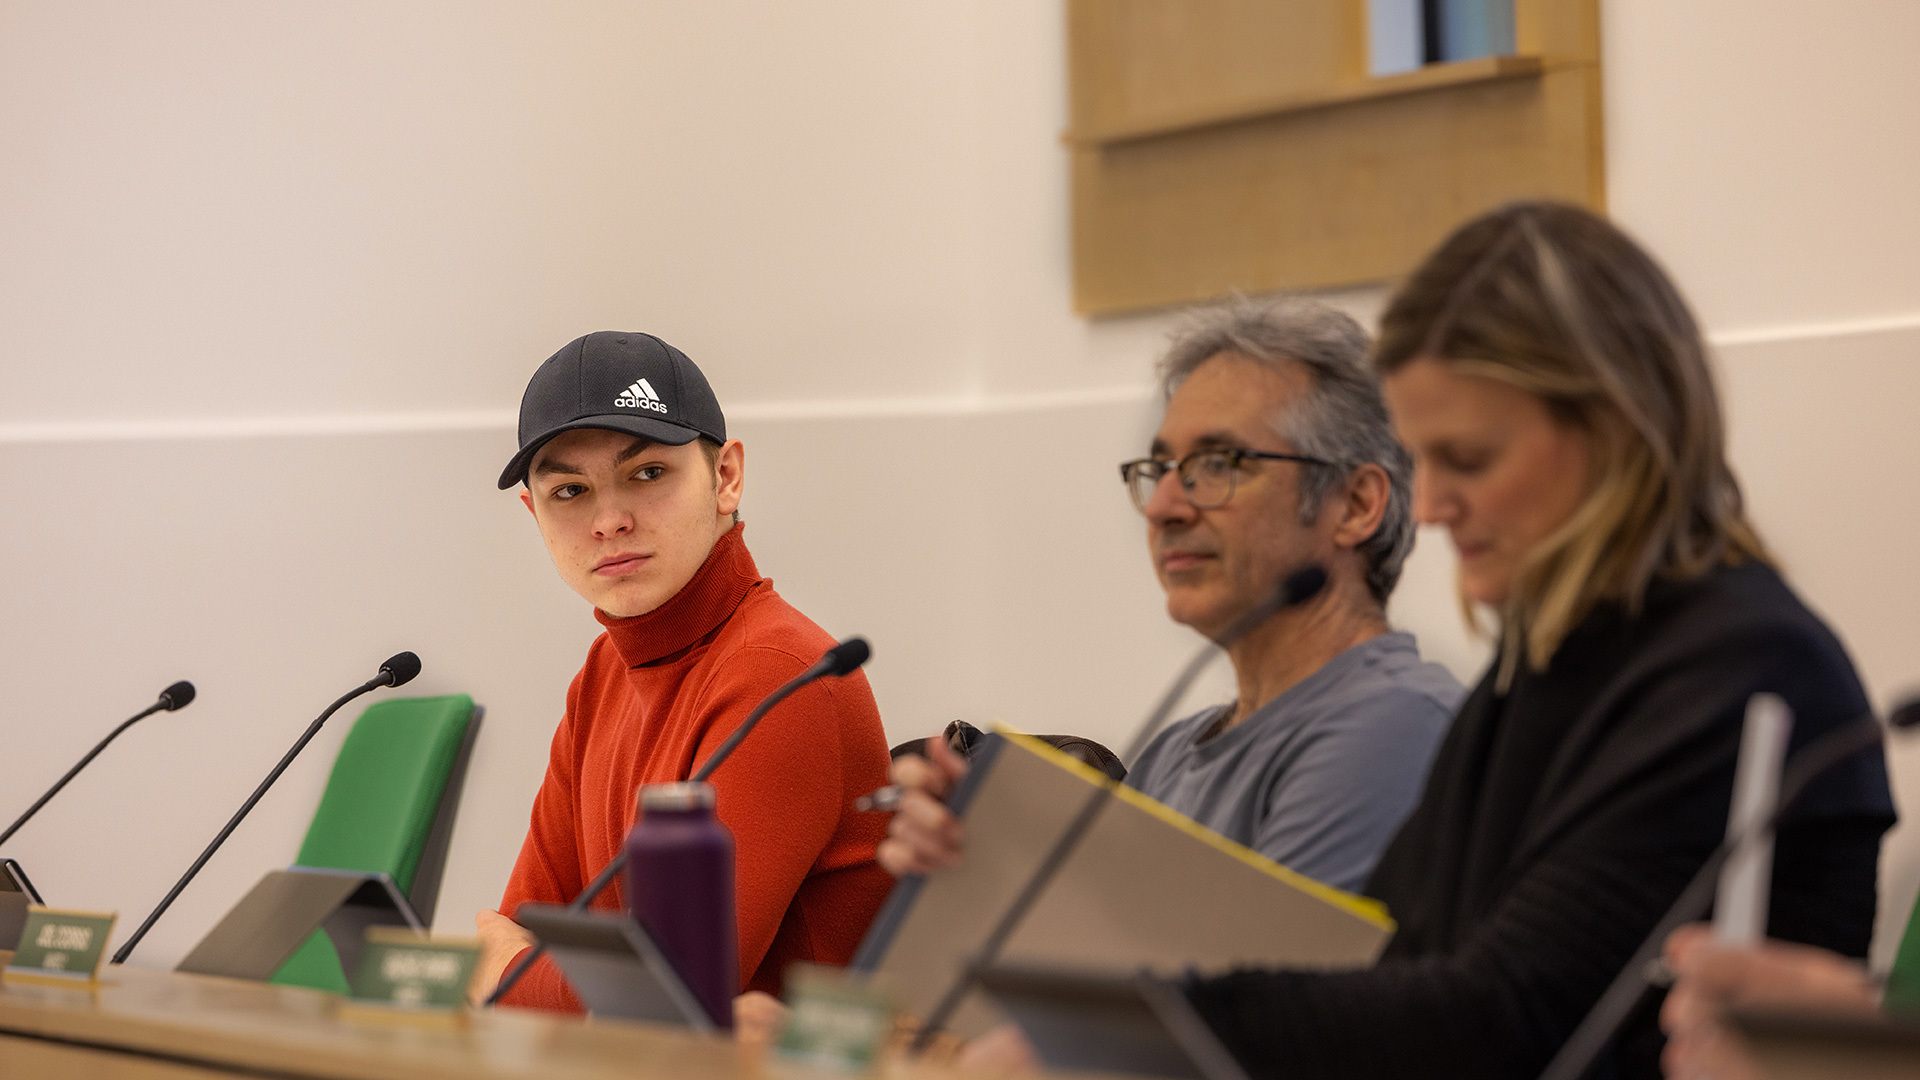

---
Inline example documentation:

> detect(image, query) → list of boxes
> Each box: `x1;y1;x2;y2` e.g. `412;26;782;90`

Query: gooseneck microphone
693;637;871;784
1535;700;1920;1080
1123;565;1327;764
910;565;1330;1050
0;681;196;851
485;636;873;1007
111;653;419;965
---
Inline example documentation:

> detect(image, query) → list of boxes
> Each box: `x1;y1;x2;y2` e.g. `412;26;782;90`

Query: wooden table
1728;1005;1920;1080
0;964;1043;1079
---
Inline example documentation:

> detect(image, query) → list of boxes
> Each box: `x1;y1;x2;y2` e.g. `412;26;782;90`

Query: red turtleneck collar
594;522;762;668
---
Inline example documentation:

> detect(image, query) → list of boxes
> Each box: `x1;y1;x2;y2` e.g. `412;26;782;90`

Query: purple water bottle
624;781;737;1029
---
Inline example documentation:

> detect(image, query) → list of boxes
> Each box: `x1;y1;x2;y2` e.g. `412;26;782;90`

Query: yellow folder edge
995;726;1394;931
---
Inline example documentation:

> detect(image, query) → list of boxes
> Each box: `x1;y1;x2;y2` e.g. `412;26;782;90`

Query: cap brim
498;414;703;489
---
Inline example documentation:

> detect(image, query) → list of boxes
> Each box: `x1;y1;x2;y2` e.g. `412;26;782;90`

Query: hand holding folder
853;730;1392;1038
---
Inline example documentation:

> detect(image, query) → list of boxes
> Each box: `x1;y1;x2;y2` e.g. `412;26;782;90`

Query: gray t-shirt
1125;631;1462;893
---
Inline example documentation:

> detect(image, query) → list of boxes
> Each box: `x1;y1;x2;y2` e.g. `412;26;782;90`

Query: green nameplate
346;927;479;1011
774;964;894;1072
3;907;116;986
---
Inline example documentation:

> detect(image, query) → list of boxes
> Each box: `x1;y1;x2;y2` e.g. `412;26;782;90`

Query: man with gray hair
880;298;1461;892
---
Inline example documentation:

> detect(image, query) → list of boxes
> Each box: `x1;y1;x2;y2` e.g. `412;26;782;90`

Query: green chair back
268;693;477;993
1886;887;1920;1014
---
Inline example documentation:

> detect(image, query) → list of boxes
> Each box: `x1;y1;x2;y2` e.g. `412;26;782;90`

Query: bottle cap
638;781;716;812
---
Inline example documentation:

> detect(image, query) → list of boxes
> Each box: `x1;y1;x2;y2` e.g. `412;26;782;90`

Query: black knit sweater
1186;562;1896;1079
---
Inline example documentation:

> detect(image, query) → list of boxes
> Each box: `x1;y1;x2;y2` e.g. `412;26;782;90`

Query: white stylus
1715;693;1793;944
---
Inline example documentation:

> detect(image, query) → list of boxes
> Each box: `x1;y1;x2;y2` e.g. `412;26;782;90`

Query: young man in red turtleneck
472;331;893;1013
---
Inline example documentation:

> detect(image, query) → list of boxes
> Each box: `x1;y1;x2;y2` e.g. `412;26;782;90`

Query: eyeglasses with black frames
1117;447;1336;513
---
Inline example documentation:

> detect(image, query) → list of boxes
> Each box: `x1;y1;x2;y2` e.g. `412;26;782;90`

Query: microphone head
1279;565;1330;608
158;680;196;711
1889;697;1920;730
1216;564;1335;649
823;637;871;677
378;651;422;688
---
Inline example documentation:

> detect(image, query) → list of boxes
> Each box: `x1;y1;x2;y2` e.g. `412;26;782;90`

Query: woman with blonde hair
1182;202;1895;1078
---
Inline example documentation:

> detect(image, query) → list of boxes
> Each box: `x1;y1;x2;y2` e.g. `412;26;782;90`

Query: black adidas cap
498;331;727;489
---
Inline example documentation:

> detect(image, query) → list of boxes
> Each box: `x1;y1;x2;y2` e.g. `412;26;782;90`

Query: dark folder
513;903;715;1031
0;859;43;951
176;866;421;982
974;962;1250;1080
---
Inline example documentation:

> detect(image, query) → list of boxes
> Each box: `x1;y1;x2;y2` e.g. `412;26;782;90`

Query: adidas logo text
615;378;668;414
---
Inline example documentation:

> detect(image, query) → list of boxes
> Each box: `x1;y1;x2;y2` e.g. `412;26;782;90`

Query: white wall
1602;0;1920;960
1;0;1915;969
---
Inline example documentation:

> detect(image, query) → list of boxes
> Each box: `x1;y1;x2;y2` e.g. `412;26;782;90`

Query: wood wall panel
1067;0;1604;315
1067;1;1362;136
